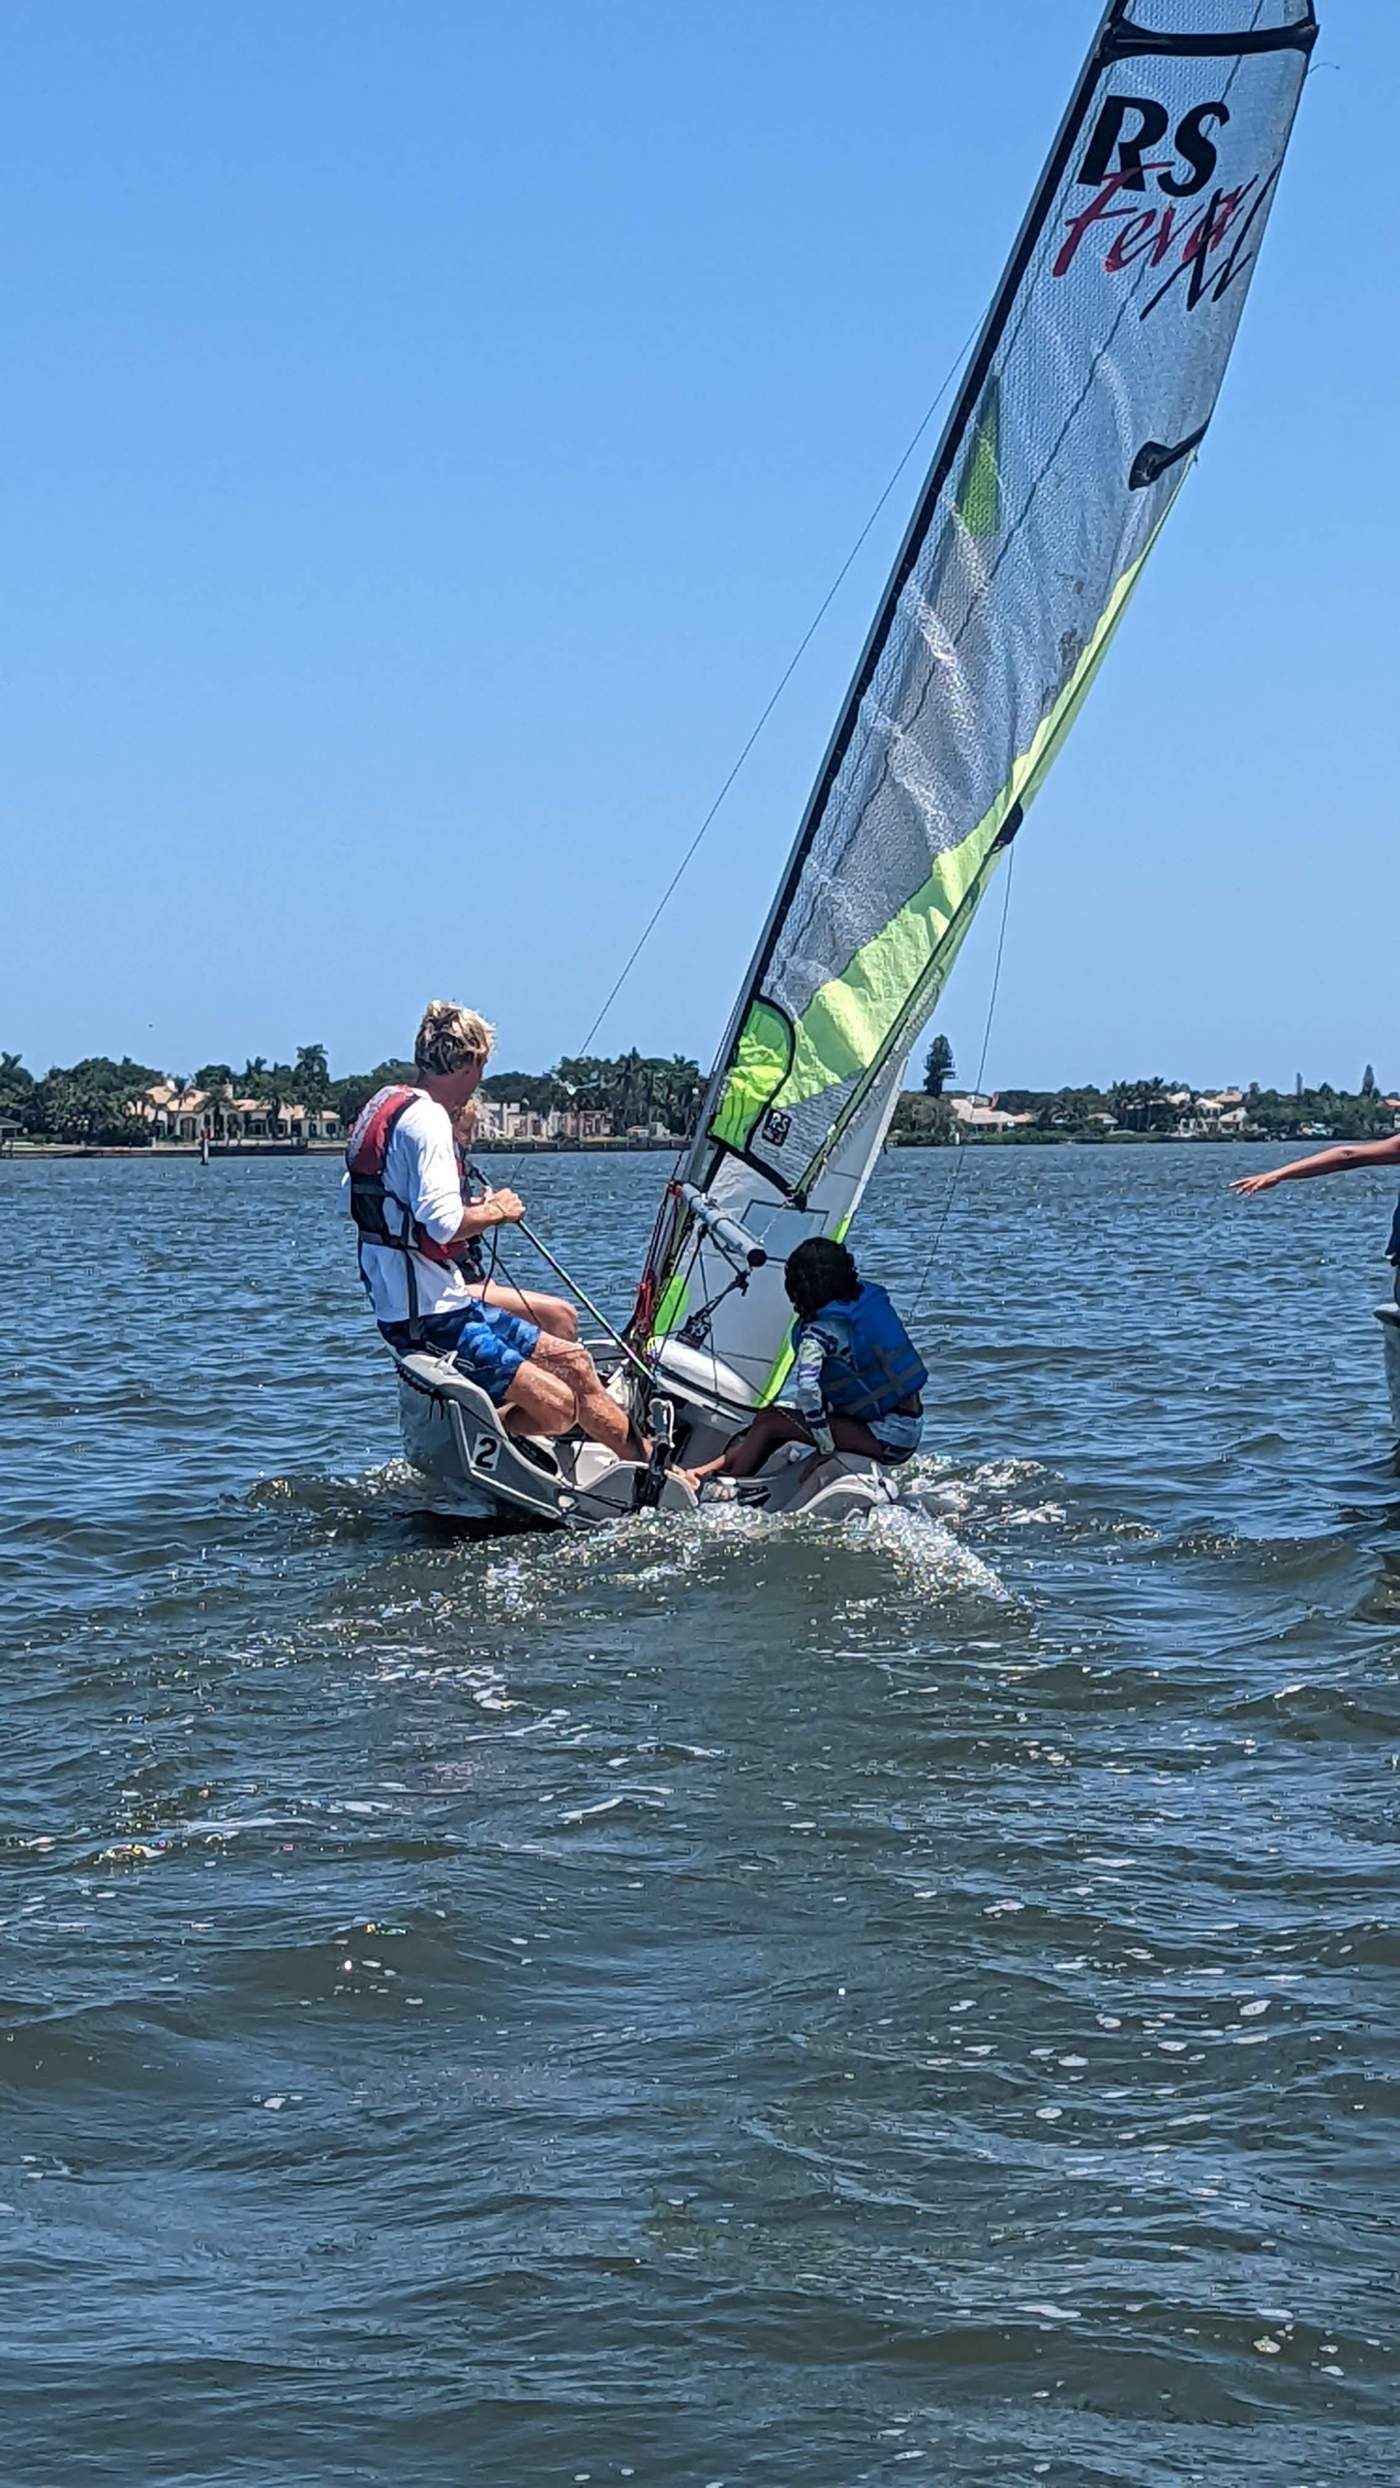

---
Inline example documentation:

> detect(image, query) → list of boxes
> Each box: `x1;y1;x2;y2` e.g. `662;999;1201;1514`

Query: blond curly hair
414;999;496;1078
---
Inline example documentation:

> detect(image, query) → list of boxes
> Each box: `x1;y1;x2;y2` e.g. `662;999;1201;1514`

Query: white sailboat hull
394;1350;904;1531
394;1352;697;1529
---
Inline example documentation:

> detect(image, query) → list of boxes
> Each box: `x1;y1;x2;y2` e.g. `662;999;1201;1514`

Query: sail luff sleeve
640;1;1315;1386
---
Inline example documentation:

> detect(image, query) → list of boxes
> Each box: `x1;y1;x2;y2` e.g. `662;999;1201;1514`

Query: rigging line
911;843;1016;1320
693;1230;723;1421
574;315;985;1061
493;1219;658;1389
494;318;981;1206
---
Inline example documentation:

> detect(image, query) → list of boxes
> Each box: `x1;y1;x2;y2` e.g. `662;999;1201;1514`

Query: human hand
1230;1171;1280;1197
488;1187;525;1225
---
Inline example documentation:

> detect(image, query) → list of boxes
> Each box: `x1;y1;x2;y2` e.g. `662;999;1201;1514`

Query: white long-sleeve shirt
339;1089;473;1327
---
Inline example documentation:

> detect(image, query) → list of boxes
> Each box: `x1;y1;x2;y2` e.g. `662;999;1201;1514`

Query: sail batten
633;0;1316;1403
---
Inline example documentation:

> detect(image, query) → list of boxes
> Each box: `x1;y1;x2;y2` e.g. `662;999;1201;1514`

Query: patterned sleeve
783;1321;838;1452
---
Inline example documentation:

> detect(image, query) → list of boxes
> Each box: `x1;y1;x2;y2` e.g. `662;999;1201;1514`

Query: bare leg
680;1406;812;1487
499;1360;576;1440
529;1335;640;1461
476;1276;578;1341
680;1407;892;1489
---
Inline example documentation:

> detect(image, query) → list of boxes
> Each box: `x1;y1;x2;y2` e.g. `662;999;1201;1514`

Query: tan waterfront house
948;1093;1037;1134
134;1083;341;1144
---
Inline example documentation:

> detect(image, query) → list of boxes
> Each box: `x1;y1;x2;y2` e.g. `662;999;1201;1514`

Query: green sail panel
769;519;1159;1129
704;382;1014;1163
706;497;1171;1171
955;377;1001;540
637;0;1316;1410
707;999;792;1154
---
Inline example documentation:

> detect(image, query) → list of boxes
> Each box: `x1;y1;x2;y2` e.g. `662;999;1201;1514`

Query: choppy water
3;1144;1399;2486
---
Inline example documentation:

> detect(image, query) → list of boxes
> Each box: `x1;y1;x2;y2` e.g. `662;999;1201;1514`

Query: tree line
0;1045;703;1145
5;1033;1391;1148
893;1044;1397;1147
995;1072;1395;1140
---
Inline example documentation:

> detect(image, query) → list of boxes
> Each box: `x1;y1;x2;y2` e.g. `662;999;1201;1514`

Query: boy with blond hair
343;1001;638;1458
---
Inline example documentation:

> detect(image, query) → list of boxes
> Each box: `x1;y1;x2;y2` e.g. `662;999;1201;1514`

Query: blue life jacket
1388;1193;1400;1265
796;1281;928;1423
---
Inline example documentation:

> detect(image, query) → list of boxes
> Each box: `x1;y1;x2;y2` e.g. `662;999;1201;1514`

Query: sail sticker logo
1055;91;1280;319
1078;94;1228;198
763;1110;791;1147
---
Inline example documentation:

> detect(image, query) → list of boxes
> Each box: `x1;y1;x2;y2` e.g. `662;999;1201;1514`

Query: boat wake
454;1463;1017;1631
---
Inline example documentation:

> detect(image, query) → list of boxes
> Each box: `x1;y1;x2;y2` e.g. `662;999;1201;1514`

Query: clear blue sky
4;2;1393;1093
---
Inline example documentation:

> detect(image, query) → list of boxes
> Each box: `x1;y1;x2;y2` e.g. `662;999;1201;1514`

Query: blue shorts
867;1407;923;1462
380;1301;541;1405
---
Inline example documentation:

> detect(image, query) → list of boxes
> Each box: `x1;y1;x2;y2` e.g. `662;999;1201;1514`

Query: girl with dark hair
784;1235;861;1320
679;1237;928;1494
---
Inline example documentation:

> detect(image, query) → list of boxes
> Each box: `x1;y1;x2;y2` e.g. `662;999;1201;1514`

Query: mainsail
633;0;1317;1413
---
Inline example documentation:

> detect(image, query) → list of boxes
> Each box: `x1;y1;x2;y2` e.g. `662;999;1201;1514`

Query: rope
910;844;1016;1318
495;1216;657;1390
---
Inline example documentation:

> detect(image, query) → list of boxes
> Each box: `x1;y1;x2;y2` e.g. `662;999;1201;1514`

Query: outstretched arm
1232;1133;1400;1199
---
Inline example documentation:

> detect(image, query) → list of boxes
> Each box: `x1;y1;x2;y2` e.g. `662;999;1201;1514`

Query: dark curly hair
785;1236;860;1320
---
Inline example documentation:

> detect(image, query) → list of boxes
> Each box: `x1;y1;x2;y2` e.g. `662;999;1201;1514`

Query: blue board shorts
381;1301;541;1405
866;1407;924;1462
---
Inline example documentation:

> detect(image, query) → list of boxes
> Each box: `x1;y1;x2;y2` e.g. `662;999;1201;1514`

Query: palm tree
294;1042;331;1109
618;1049;646;1129
192;1064;233;1139
663;1055;701;1135
166;1073;196;1137
263;1062;294;1139
1109;1075;1176;1133
0;1049;33;1103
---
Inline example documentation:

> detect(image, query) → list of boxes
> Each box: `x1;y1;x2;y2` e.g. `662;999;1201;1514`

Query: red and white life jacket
344;1084;458;1268
345;1083;481;1339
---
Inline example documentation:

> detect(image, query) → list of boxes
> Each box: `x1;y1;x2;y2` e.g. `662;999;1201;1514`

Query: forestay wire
573;315;985;1059
496;315;981;1209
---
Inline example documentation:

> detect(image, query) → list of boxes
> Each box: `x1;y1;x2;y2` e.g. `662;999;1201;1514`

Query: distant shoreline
4;1132;1314;1164
2;1136;689;1161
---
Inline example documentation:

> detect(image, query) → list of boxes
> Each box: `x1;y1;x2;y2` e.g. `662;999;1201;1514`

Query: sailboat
396;0;1319;1526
